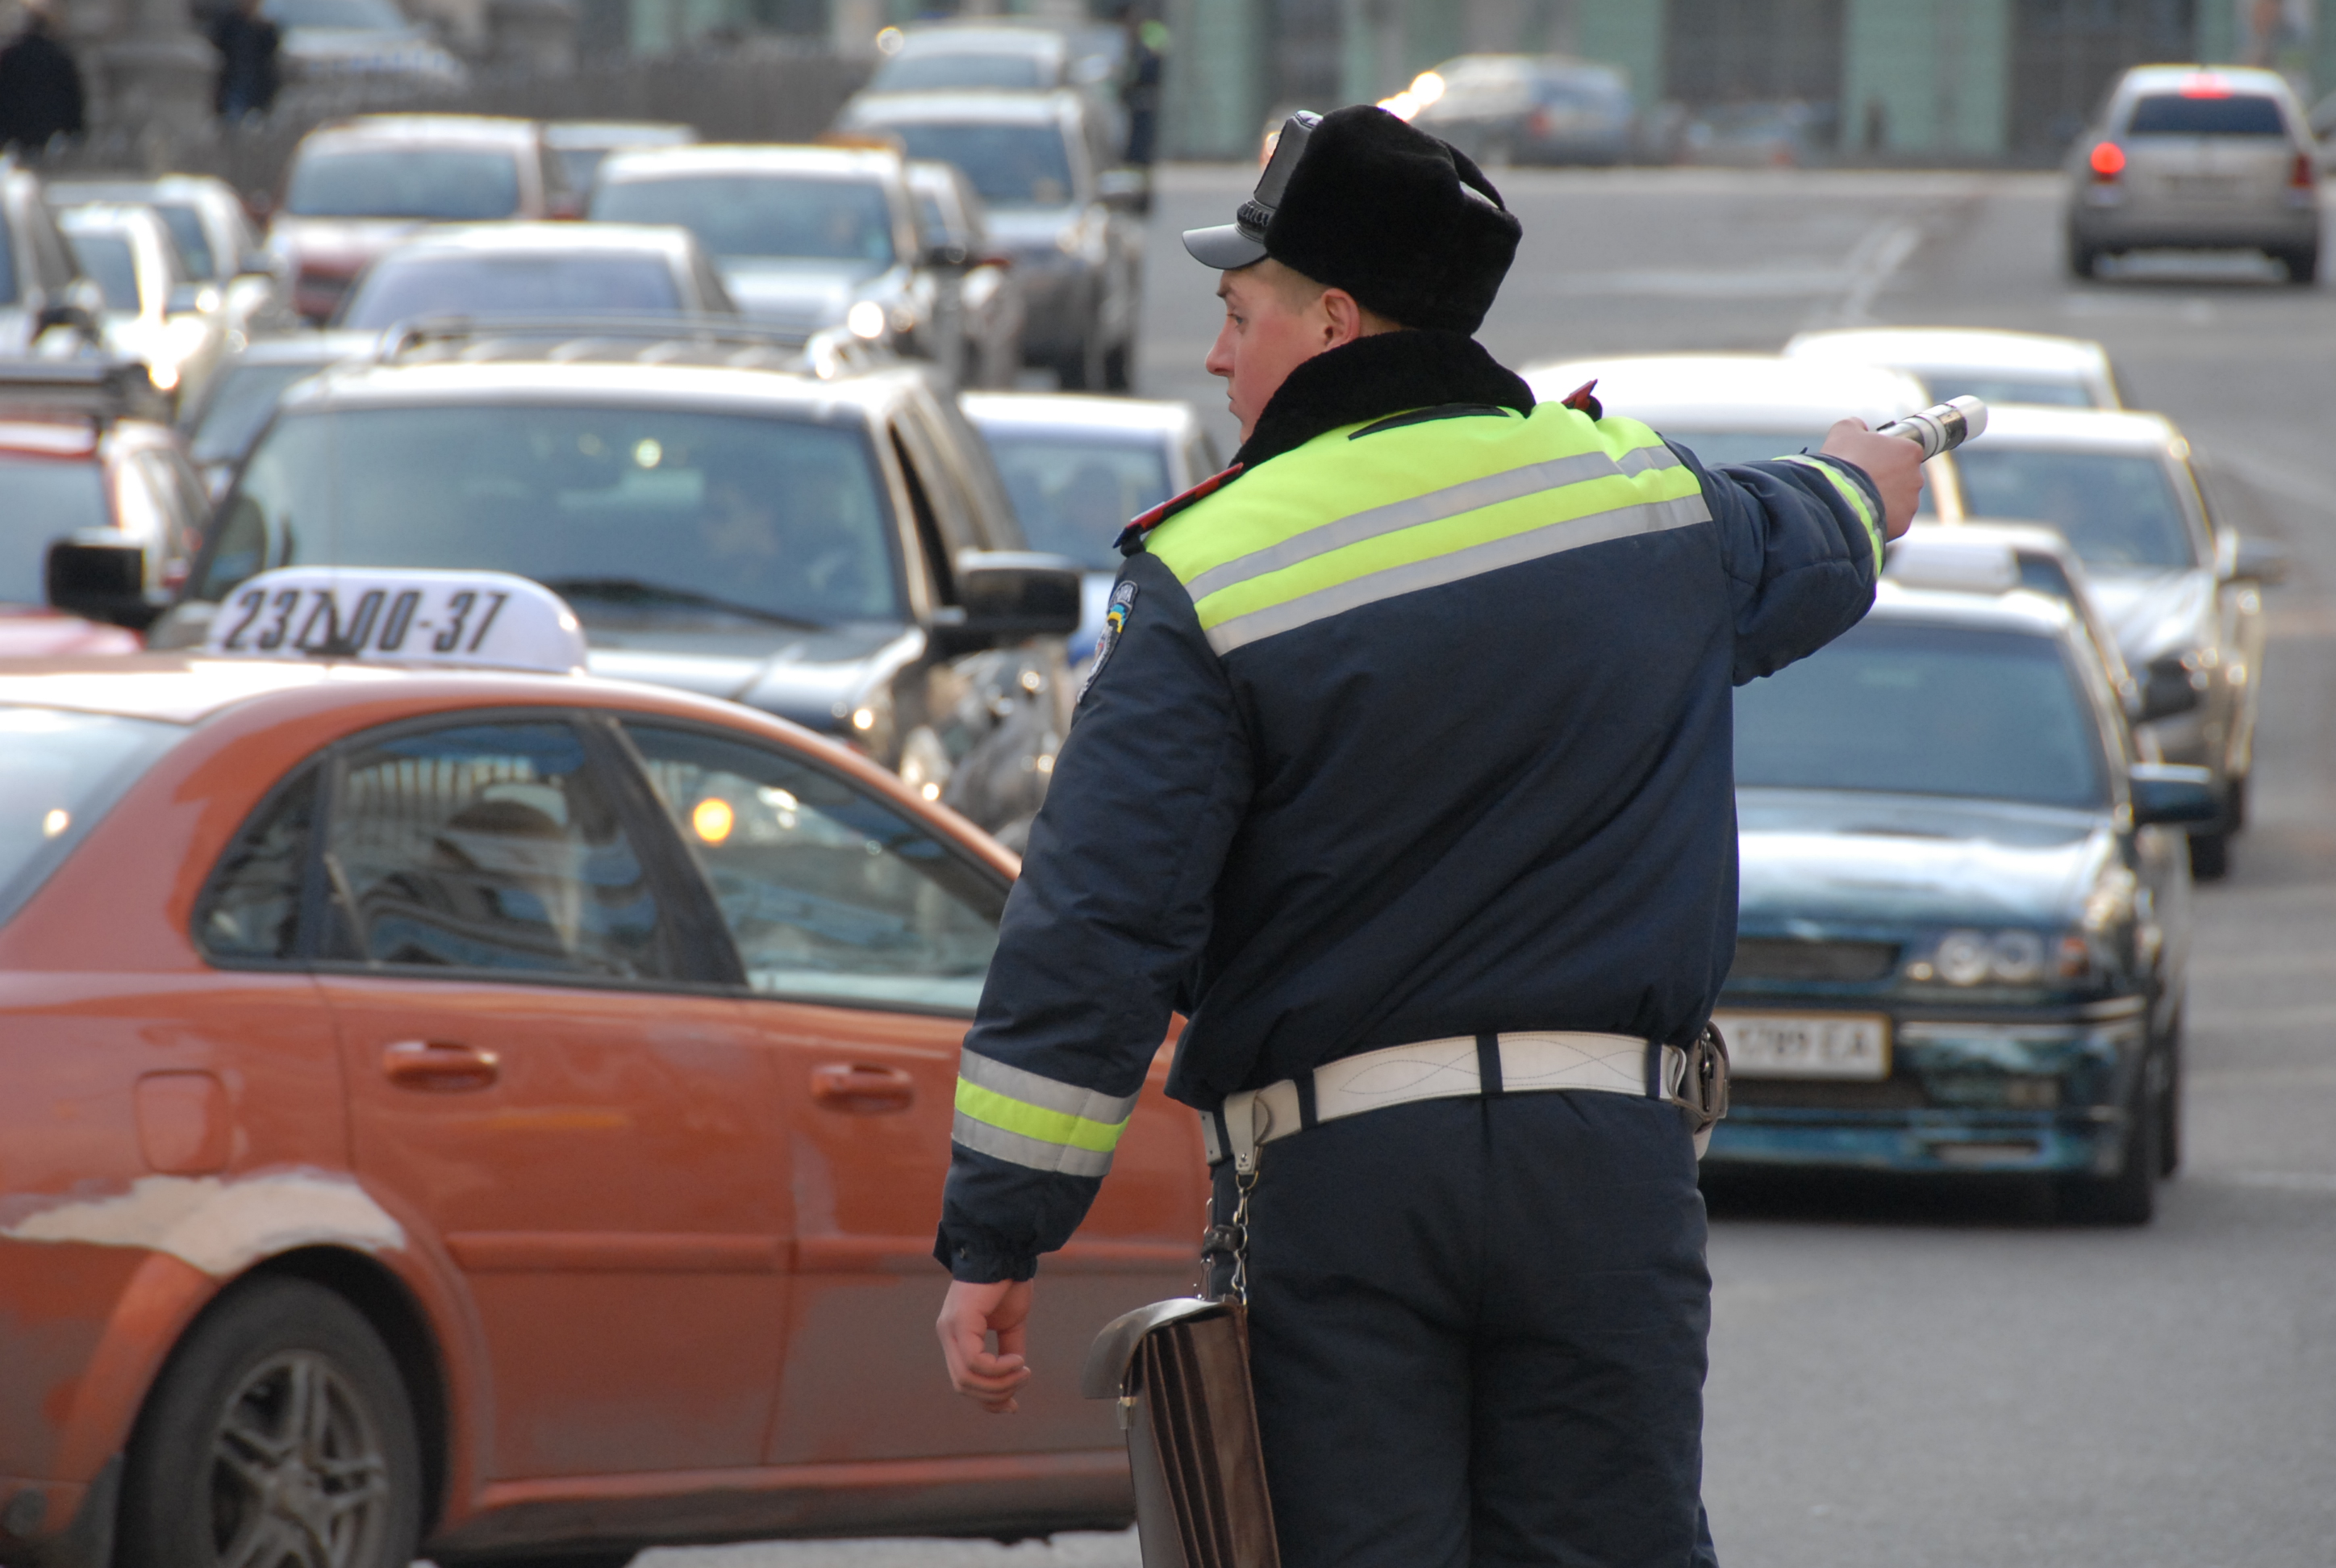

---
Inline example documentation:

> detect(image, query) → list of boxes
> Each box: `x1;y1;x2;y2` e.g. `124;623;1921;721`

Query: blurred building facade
1160;0;2336;161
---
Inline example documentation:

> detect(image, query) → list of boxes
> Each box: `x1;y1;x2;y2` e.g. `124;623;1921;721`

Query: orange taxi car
0;570;1203;1568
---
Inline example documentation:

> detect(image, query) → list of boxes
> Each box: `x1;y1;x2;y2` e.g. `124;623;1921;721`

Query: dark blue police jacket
940;331;1886;1282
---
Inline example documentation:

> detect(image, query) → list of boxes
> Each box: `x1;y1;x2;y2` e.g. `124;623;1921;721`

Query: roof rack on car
376;315;887;379
0;357;171;424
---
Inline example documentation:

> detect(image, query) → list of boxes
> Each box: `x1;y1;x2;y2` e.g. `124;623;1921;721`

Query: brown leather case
1082;1298;1282;1568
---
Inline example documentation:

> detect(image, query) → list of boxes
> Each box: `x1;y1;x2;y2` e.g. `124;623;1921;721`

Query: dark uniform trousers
1210;1091;1721;1568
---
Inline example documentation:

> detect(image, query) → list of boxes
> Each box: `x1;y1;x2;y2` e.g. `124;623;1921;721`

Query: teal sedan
1710;575;2216;1223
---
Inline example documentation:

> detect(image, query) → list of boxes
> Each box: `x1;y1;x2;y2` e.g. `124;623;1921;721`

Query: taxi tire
2276;244;2319;285
117;1277;423;1568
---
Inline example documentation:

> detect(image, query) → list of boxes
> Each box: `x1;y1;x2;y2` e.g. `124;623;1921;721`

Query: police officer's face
1207;262;1379;441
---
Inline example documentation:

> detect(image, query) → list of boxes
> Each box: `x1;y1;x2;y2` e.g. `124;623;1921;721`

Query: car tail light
2089;141;2125;181
1528;106;1552;138
2292;151;2315;189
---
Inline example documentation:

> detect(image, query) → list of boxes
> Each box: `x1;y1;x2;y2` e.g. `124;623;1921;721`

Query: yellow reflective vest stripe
1147;405;1712;656
952;1047;1140;1179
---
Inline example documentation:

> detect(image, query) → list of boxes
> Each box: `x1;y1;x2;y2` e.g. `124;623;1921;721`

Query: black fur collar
1232;331;1537;469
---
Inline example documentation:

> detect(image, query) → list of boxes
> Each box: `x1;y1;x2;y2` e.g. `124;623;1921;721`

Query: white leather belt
1201;1032;1687;1173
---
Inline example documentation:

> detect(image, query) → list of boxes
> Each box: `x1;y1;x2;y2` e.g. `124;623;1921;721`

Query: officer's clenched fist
1817;418;1925;540
937;1278;1036;1414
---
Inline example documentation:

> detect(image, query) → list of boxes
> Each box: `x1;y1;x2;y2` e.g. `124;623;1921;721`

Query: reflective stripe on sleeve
951;1049;1139;1179
1780;454;1884;573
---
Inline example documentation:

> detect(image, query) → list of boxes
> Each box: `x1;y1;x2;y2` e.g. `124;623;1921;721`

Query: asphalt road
652;166;2336;1568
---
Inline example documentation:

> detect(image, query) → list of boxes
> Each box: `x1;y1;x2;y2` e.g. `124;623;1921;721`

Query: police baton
1872;395;1988;459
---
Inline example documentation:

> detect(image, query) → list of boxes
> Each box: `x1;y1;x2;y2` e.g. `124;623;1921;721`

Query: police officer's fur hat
1183;105;1523;336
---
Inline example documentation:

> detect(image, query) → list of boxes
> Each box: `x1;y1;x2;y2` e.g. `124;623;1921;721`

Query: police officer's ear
1316;286;1402;350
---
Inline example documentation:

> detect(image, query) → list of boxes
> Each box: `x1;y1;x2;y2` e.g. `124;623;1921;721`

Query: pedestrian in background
1116;4;1162;168
209;0;280;123
0;0;86;156
935;103;1924;1566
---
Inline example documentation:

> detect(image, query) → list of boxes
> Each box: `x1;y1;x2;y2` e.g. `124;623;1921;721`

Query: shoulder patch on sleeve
1077;579;1138;700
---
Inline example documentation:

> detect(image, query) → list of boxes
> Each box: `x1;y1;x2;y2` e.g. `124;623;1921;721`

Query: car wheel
1055;325;1107;393
2277;244;2319;284
2187;828;2230;881
2067;236;2102;278
2224;772;2249;833
2061;1057;2161;1226
118;1276;423;1568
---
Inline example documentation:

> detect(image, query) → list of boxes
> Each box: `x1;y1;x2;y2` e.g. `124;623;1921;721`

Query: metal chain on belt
1199;1162;1259;1305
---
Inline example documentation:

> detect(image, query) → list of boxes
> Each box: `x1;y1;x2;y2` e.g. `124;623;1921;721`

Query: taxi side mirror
935;552;1082;648
2130;763;2218;827
48;535;160;630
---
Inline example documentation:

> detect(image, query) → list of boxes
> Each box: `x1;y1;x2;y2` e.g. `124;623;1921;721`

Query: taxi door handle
811;1063;916;1115
382;1040;500;1092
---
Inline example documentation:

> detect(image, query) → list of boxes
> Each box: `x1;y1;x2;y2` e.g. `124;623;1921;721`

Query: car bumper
2070;195;2320;249
1704;1011;2146;1176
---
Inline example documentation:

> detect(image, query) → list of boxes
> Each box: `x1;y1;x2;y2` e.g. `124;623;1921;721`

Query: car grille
1729;938;1901;982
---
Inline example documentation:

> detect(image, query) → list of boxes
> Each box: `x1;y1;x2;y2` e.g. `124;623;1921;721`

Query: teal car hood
1737;788;2116;929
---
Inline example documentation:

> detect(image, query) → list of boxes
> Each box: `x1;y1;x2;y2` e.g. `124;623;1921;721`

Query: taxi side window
321;719;678;981
197;768;318;962
621;721;1003;1012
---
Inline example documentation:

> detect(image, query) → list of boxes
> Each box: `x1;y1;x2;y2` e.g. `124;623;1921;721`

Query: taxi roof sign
204;568;587;674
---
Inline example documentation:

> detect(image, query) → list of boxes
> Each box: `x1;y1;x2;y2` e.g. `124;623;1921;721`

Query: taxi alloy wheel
119;1278;422;1568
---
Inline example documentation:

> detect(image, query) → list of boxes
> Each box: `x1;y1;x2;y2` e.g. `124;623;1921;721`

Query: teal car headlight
1905;928;2094;986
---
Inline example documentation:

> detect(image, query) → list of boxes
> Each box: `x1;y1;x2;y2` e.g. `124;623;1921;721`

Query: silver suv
2067;65;2321;282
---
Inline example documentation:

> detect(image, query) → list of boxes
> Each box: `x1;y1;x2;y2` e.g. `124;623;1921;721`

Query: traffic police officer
934;104;1923;1566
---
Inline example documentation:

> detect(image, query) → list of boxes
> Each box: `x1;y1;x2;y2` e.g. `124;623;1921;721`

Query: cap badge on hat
1183;111;1320;271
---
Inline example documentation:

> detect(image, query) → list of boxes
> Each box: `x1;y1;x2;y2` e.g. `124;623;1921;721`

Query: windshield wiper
541;578;828;631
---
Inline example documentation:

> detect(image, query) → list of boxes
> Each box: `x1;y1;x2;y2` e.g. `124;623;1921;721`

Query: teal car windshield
982;431;1169;570
1735;620;2106;810
0;707;183;927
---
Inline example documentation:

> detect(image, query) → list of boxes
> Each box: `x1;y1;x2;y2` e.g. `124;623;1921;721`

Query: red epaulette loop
1116;462;1245;556
1560;379;1602;420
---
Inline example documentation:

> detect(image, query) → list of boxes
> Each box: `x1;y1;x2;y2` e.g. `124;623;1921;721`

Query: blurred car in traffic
1889;519;2140;718
1680;100;1829;168
1783;325;2125;410
0;578;1199;1564
2067;65;2321;281
48;173;297;339
2;359;207;651
837;90;1143;390
1713;569;2215;1222
962;390;1221;660
1954;405;2280;877
907;159;1024;389
543;118;699;194
0;164;101;356
1521;352;1967;519
138;319;1081;842
589;144;962;379
262;0;468;86
332;222;737;329
1410;52;1634;166
271;115;582;323
177;329;380;494
857;19;1130;150
56;204;233;408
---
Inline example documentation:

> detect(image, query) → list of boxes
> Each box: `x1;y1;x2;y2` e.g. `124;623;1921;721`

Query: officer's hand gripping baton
1871;395;1988;460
